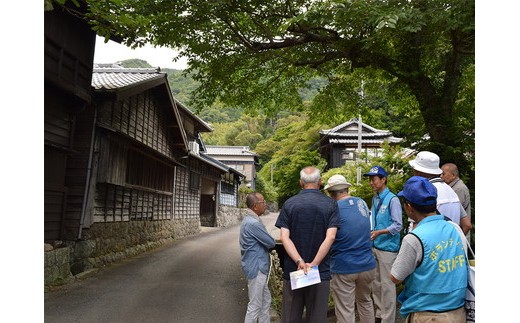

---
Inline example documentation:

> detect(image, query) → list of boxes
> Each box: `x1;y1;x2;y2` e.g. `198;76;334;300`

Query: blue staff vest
401;215;467;314
371;188;400;252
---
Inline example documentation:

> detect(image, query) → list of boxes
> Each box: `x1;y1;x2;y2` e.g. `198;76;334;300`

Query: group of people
239;151;472;323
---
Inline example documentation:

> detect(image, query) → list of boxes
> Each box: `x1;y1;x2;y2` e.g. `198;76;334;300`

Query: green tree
322;143;415;232
120;58;153;68
86;0;474;175
202;114;271;148
258;117;328;204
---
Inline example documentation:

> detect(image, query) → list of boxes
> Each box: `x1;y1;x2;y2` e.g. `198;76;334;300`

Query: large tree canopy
84;0;474;170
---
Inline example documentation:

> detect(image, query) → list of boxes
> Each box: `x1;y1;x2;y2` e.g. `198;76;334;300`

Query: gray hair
300;166;321;184
246;192;261;208
442;163;459;177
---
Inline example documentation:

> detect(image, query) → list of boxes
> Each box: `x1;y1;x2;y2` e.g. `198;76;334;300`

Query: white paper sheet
289;265;321;290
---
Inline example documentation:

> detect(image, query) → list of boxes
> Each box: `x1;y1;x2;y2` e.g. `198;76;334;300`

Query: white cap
409;151;442;175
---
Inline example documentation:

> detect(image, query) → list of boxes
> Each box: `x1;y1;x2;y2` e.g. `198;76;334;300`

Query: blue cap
397;176;437;206
363;166;388;177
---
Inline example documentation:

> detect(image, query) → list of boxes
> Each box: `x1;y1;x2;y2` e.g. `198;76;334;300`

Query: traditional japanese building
204;146;259;190
319;118;403;169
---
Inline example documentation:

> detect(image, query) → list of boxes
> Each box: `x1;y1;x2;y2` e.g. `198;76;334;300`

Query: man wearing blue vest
391;176;467;322
363;166;402;323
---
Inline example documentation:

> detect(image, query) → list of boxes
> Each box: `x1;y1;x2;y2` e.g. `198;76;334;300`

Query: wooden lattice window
126;149;174;192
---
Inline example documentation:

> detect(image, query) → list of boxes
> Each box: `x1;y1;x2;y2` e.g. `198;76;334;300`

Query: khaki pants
372;248;397;323
331;268;376;323
405;306;466;323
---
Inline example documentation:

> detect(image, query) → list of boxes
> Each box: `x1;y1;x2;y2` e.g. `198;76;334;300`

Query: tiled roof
320;118;402;143
205;145;258;156
329;137;403;144
91;65;212;132
320;118;391;136
92;65;164;90
199;153;245;177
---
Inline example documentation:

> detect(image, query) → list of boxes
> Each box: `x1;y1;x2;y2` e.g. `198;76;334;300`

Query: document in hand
289;265;321;290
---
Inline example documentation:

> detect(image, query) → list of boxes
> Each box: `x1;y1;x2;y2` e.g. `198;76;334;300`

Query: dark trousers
281;279;330;323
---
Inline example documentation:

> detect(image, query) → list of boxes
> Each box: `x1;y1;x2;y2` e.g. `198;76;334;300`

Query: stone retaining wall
44;246;73;285
216;205;244;227
45;207;245;286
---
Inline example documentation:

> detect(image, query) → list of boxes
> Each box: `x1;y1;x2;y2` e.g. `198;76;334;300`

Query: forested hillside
118;58;473;209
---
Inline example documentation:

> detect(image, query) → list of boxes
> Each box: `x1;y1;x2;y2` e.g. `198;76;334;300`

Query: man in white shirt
408;151;472;235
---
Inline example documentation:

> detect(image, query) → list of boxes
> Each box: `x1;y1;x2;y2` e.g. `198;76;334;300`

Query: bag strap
448;220;475;259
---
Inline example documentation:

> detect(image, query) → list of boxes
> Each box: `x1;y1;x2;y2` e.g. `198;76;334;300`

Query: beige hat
324;174;352;191
409;151;442;175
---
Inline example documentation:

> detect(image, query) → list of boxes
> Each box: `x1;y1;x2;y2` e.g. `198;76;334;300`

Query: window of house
126;149;174;192
342;149;356;162
189;171;200;190
221;181;234;194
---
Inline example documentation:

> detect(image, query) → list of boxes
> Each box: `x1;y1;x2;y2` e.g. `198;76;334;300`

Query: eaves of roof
92;66;190;153
200;153;246;178
174;99;213;132
92;67;165;91
329;137;403;144
320;118;390;136
191;152;228;173
326;132;393;138
205;145;259;157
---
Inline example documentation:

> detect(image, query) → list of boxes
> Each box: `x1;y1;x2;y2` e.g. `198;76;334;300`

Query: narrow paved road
45;212;280;323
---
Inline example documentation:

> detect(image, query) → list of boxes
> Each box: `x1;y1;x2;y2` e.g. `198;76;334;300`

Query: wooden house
44;0;96;242
319;118;403;169
44;2;244;279
55;66;241;272
205;146;259;190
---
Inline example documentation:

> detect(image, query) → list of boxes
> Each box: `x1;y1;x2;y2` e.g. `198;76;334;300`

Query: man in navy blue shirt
240;192;276;323
275;166;339;323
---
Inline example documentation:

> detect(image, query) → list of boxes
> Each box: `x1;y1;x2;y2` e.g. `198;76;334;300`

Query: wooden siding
61;106;97;240
44;4;95;103
97;90;182;160
44;1;96;241
44;86;95;241
93;183;173;222
44;187;67;241
96;135;175;191
44;86;76;149
92;134;177;222
96;136;128;186
331;146;345;169
174;167;200;220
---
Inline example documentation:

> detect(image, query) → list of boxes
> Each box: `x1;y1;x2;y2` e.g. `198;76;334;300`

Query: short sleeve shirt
275;189;339;280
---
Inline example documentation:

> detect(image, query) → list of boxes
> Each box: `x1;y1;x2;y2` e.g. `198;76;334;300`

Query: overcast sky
94;36;188;70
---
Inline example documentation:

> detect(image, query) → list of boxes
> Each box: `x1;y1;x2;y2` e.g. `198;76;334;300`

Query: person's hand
370;230;379;241
303;263;314;274
296;258;305;272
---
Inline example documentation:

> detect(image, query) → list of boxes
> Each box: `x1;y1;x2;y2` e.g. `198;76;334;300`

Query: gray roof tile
92;66;164;90
205;145;258;156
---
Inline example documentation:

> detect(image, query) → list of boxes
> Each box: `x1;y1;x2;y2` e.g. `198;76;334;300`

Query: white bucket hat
409;151;442;175
324;174;352;191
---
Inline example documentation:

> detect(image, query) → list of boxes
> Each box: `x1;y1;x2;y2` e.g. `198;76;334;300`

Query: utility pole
357;80;364;184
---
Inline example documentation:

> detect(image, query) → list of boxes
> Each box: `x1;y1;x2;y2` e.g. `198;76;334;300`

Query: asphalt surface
45;215;260;322
45;211;405;322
